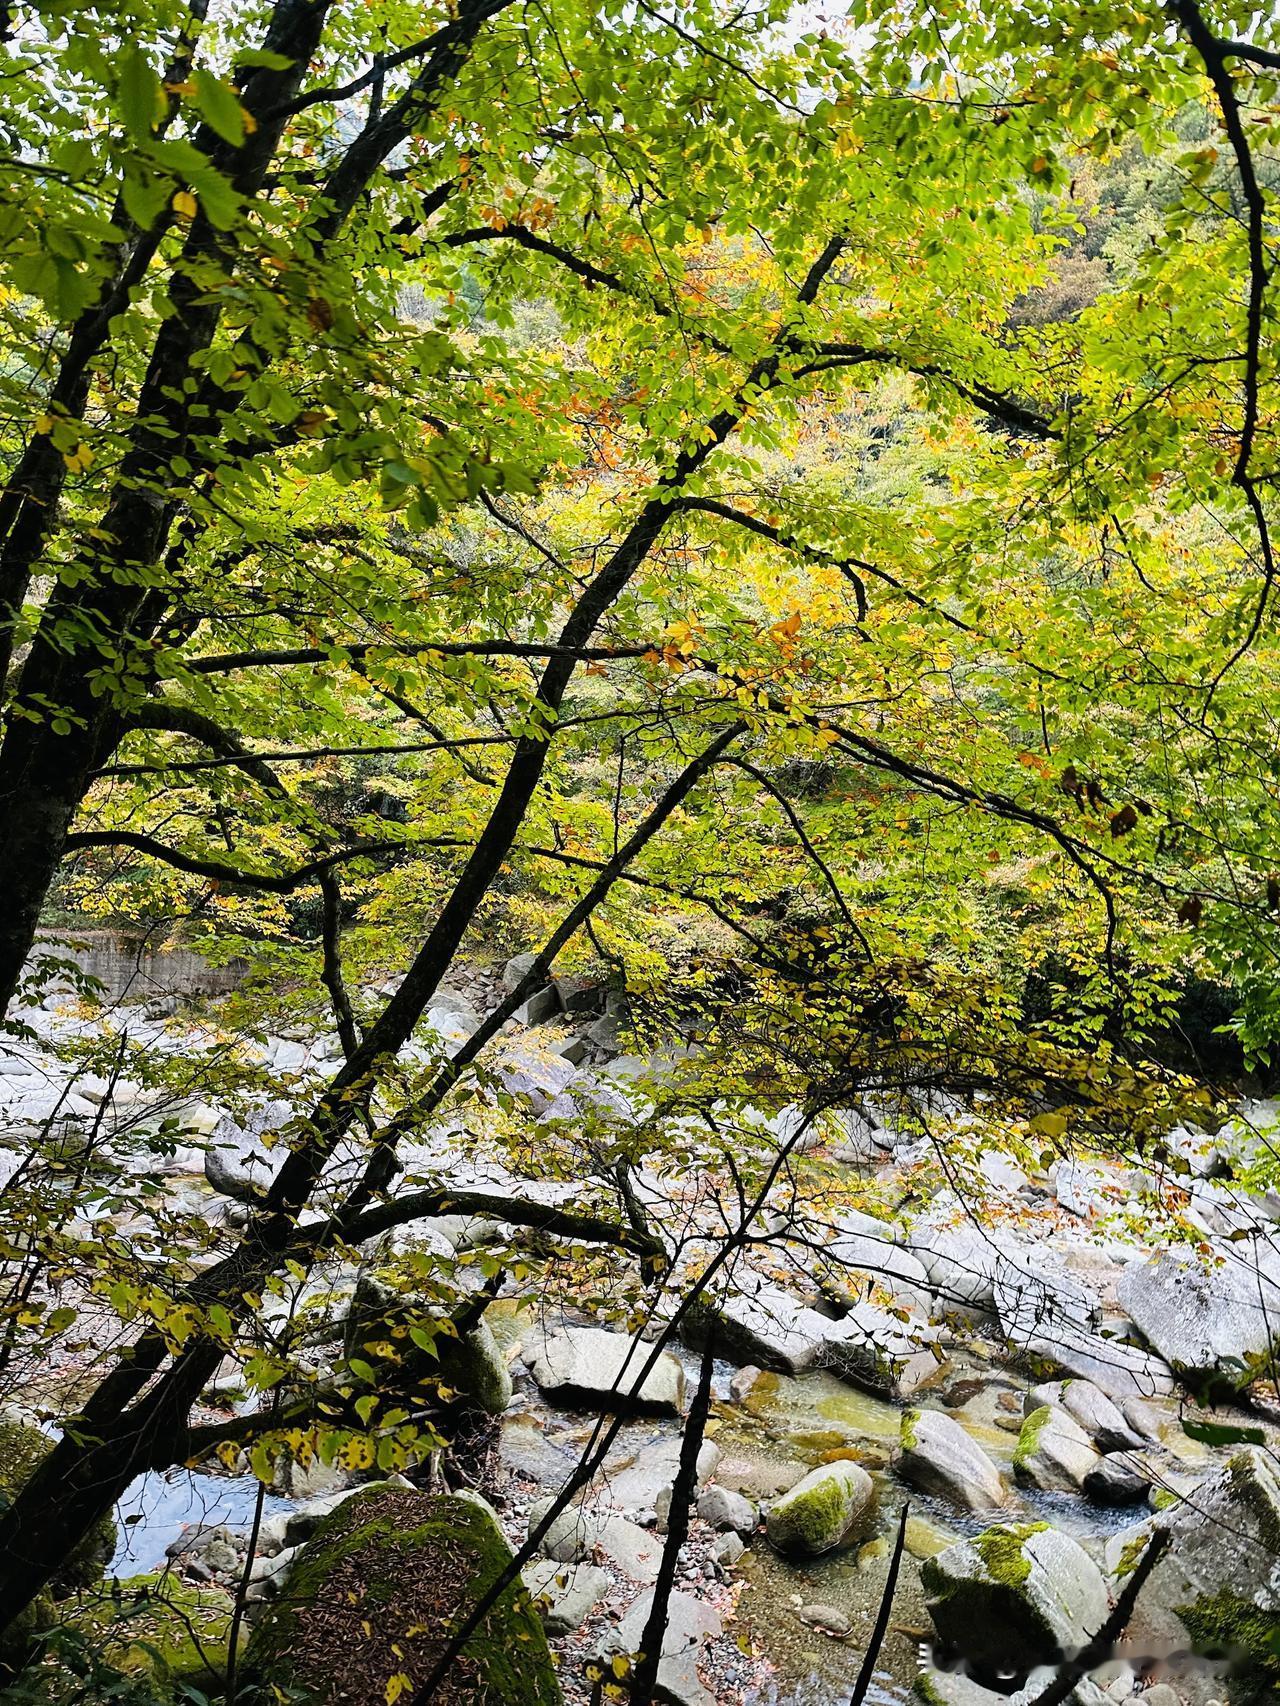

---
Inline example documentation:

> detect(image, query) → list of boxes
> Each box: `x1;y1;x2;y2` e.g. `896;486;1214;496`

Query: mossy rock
434;1319;513;1417
1177;1586;1280;1705
765;1461;875;1557
58;1571;239;1690
0;1422;116;1593
247;1485;562;1704
920;1521;1109;1680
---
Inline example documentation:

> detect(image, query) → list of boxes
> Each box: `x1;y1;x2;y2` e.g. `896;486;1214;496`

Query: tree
1;0;1279;1679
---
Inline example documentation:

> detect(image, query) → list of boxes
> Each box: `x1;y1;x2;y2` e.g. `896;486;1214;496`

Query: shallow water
111;1467;293;1575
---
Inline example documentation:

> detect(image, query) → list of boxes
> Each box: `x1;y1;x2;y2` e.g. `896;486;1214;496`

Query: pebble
797;1603;852;1637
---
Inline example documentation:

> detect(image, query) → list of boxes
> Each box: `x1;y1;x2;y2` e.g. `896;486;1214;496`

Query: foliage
1;0;1280;1688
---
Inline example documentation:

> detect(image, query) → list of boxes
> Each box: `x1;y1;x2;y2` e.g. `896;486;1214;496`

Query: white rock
528;1326;686;1415
899;1407;1009;1513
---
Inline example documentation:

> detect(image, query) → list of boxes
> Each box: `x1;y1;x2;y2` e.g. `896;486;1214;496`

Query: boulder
498;1415;578;1489
283;1482;398;1548
1036;1327;1176;1403
1013;1404;1103;1493
899;1408;1008;1513
435;1318;513;1415
502;951;540;992
597;1589;721;1706
1118;1248;1280;1390
528;1498;663;1584
61;1572;241;1692
765;1461;875;1557
1083;1452;1152;1506
513;986;560;1026
600;1433;720;1518
921;1522;1110;1679
821;1213;933;1312
247;1486;561;1704
1026;1378;1144;1451
521;1560;610;1634
909;1212;1002;1315
820;1301;945;1399
1124;1447;1280;1704
685;1278;829;1373
992;1253;1102;1355
529;1326;685;1415
696;1484;756;1535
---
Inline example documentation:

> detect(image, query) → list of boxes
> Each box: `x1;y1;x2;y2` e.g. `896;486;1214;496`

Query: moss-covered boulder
247;1485;562;1704
899;1407;1008;1513
435;1318;513;1416
60;1572;239;1691
1012;1403;1101;1492
765;1461;875;1557
0;1421;116;1592
920;1521;1110;1680
1123;1446;1280;1704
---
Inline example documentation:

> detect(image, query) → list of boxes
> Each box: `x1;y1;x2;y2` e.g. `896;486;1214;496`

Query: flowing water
110;1467;293;1576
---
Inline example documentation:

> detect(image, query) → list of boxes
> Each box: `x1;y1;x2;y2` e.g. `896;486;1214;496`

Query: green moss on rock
920;1524;1062;1676
972;1521;1047;1587
1012;1405;1052;1473
1177;1586;1280;1706
901;1409;920;1453
766;1462;875;1558
62;1572;239;1689
247;1485;561;1705
0;1422;116;1593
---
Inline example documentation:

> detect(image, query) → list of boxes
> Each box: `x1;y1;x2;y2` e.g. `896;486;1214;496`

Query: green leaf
118;48;162;141
121;170;171;231
1180;1418;1267;1448
193;67;246;147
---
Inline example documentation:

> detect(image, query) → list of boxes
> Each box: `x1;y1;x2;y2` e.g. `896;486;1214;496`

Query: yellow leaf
172;189;197;219
385;1672;411;1705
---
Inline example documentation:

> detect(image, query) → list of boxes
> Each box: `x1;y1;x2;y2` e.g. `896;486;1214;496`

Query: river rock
1124;1446;1280;1699
1117;1247;1280;1389
502;951;540;992
1013;1404;1102;1492
820;1300;944;1398
909;1209;1002;1315
798;1602;852;1636
821;1211;933;1312
435;1317;513;1415
765;1461;875;1557
714;1531;745;1568
244;1545;299;1603
1038;1327;1177;1403
600;1432;720;1517
529;1326;685;1415
528;1498;662;1583
521;1560;610;1634
498;1414;577;1488
687;1277;830;1373
247;1486;561;1704
1083;1451;1152;1506
729;1363;763;1402
1027;1378;1144;1451
696;1484;756;1534
921;1521;1110;1678
899;1407;1008;1513
596;1589;721;1706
